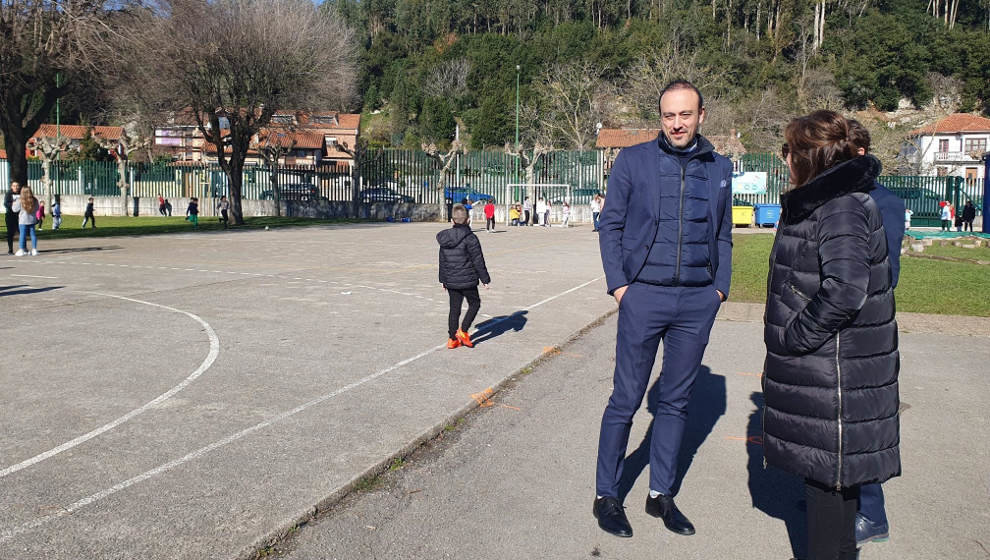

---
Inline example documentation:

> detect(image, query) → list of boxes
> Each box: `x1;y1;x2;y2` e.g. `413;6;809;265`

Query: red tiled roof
909;113;990;136
257;130;326;150
33;124;123;141
596;128;659;149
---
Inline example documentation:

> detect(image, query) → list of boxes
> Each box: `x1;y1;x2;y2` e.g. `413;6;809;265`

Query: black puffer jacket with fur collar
762;155;900;489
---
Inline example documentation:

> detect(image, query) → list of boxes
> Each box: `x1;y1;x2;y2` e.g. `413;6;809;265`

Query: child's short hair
451;203;469;224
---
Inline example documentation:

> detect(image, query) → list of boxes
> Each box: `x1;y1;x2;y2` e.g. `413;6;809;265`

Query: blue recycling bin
754;204;781;228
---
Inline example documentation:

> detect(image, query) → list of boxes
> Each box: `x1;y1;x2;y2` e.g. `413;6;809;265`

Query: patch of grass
0;214;367;241
729;233;774;304
729;232;989;317
443;418;464;432
916;242;990;262
388;457;405;471
353;475;383;492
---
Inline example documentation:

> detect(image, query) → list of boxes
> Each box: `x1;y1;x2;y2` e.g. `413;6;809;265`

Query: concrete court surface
273;314;990;560
0;221;615;559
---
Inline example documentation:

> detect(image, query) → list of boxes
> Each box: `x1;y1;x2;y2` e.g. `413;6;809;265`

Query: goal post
505;183;572;225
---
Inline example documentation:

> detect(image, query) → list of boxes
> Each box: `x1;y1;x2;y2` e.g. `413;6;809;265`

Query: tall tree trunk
6;134;28;186
228;157;245;225
117;158;129;216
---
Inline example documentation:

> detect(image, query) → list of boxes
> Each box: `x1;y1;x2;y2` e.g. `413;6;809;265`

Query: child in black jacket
437;203;491;348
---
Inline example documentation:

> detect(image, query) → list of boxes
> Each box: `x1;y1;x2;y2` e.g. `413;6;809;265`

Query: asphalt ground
270;312;990;560
0;221;615;559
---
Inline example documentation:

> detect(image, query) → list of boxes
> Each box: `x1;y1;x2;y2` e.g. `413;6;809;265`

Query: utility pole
55;72;61;200
515;64;521;200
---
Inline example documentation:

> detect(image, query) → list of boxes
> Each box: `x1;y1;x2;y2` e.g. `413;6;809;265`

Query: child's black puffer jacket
437;224;491;289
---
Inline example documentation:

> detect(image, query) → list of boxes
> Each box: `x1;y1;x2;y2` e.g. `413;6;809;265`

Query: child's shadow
472;311;528;345
746;392;806;559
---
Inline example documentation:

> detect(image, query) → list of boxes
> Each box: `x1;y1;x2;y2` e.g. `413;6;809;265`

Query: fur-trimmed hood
780;155;881;224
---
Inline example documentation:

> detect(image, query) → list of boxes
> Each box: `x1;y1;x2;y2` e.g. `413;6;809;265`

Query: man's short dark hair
847;119;871;153
658;80;704;112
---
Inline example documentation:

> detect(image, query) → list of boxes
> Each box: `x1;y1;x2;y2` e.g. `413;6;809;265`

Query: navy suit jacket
869;181;905;287
599;137;734;297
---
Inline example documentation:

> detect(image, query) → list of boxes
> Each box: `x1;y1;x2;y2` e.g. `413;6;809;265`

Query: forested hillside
324;0;990;155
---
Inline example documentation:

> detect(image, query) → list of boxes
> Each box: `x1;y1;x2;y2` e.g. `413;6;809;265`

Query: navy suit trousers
596;283;722;497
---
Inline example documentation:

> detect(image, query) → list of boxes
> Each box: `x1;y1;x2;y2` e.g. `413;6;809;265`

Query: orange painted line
500;404;521;411
471;388;495;408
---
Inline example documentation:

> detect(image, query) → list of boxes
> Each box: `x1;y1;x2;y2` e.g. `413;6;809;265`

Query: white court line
0;274;604;543
0;293;220;481
10;274;57;279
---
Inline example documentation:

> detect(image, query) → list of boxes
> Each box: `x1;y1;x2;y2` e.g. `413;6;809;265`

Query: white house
905;113;990;182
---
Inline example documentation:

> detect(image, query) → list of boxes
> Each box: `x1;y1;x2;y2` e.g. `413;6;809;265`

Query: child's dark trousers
447;287;481;338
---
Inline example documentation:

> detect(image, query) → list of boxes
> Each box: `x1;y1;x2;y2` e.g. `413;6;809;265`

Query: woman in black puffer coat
763;111;900;560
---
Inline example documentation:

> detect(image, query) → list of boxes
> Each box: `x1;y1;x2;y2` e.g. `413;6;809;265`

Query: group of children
509;197;570;227
3;182;70;256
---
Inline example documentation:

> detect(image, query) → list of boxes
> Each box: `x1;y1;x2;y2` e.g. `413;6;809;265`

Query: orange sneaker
447;337;461;349
455;328;474;348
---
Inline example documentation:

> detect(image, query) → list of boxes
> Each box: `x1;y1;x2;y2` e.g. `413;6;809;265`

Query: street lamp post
515;64;520;201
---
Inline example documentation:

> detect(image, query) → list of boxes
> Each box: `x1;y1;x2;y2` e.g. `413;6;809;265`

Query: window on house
938;139;949;152
272;115;293;124
964;138;987;153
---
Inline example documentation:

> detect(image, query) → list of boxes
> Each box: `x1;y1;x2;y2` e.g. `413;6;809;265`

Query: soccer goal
505;183;572;226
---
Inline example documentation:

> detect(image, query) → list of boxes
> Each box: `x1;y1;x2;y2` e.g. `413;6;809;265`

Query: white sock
649;490;662;498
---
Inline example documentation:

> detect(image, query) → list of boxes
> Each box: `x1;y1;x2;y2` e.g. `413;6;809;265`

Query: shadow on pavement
747;391;806;559
617;365;726;500
0;284;63;297
40;245;124;254
472;310;528;345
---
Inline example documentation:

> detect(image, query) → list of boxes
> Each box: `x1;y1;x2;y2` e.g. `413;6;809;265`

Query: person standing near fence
5;181;21;254
962;200;976;232
218;196;230;229
591;194;602;232
484;198;496;233
12;186;40;256
36;200;45;230
159;195;167;216
52;196;62;231
523;197;532;226
82;197;96;229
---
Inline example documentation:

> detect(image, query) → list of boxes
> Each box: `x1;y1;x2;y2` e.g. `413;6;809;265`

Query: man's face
11;182;20;193
659;88;705;149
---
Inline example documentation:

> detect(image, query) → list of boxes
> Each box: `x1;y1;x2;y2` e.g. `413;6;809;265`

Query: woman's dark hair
784;110;859;188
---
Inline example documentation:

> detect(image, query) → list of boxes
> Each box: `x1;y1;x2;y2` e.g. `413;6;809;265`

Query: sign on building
731;171;768;195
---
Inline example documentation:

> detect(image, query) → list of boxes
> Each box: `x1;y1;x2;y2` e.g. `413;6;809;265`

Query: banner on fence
731;172;768;195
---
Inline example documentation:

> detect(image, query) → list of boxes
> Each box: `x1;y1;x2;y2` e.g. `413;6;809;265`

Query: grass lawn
729;232;990;317
0;214;364;240
914;242;990;262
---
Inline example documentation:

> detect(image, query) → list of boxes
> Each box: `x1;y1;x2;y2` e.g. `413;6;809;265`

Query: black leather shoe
593;496;633;538
645;493;696;535
854;513;889;546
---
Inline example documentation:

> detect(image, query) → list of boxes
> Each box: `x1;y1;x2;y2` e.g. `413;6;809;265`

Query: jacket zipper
835;333;844;490
788;283;811;302
674;165;687;283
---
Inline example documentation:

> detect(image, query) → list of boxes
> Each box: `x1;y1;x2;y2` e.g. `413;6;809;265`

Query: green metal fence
0;154;982;225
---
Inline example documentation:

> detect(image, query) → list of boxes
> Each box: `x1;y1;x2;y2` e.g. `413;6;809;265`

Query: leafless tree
423;59;472;98
532;61;617;150
252;129;298;217
422;139;464;196
0;0;121;187
622;41;727;124
118;0;358;225
95;126;150;216
26;135;71;212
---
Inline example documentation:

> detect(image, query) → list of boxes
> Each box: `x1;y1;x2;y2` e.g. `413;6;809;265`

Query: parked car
445;186;494;202
260;183;320;201
359;187;415;204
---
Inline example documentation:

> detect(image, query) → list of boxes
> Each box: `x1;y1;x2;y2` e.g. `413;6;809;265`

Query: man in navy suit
847;119;905;548
593;81;734;538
